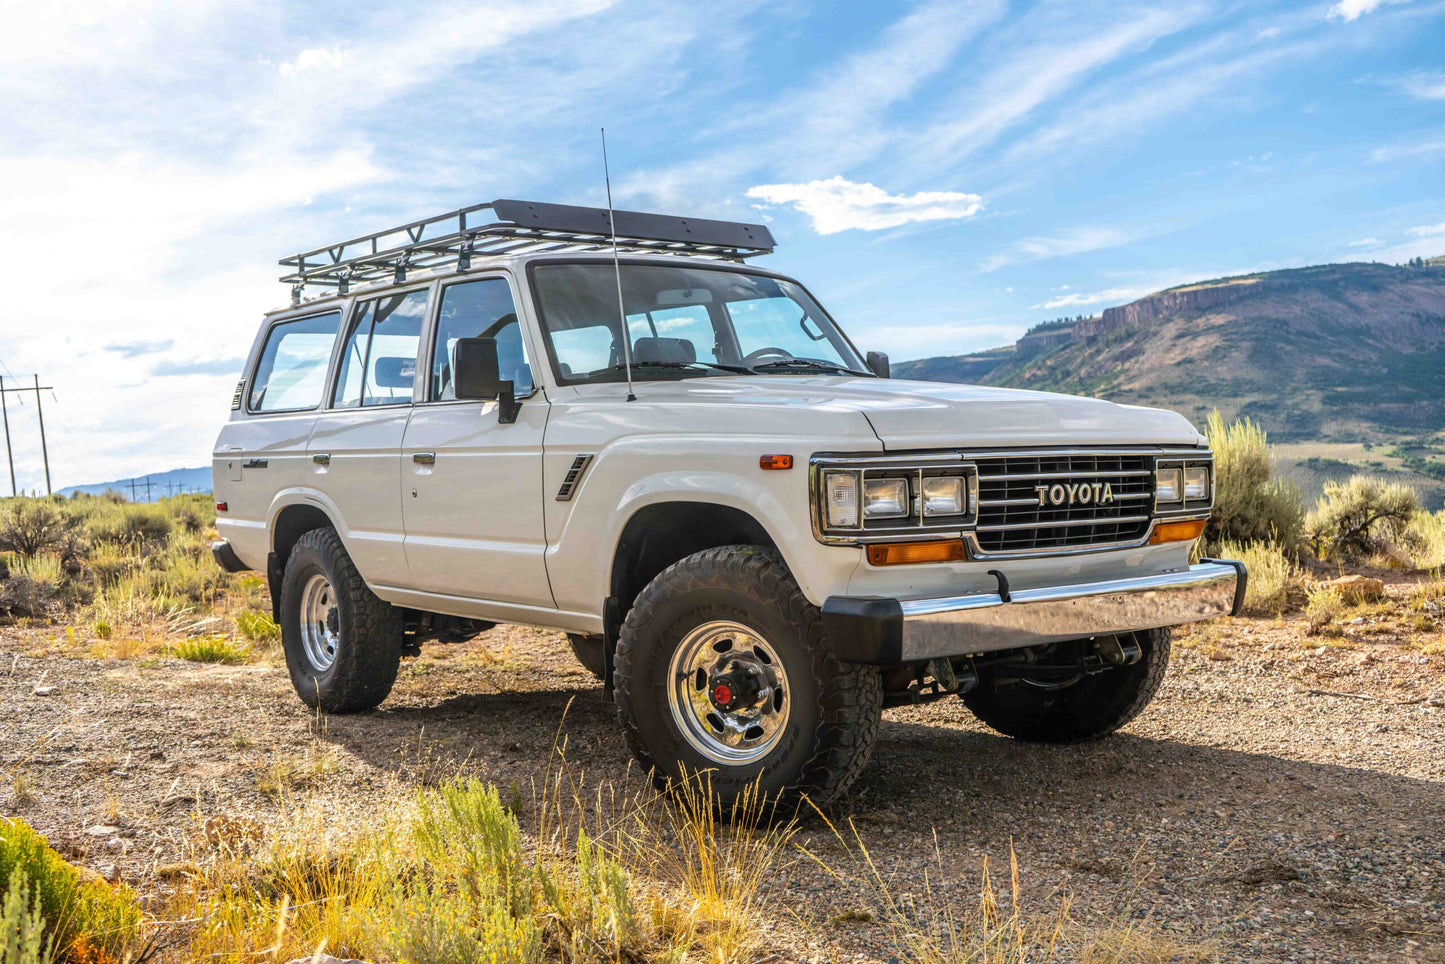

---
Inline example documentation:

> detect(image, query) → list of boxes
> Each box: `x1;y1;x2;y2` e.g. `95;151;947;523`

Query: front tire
614;546;883;813
961;628;1172;743
279;527;402;713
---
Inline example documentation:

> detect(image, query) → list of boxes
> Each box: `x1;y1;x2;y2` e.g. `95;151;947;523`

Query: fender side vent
556;454;595;501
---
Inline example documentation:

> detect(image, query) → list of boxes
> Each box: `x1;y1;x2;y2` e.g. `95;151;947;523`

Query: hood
609;376;1203;450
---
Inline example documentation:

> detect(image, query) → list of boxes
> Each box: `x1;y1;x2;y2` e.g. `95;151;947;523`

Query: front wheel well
609;502;780;619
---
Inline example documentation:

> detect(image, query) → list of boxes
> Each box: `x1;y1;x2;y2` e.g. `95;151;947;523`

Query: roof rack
278;198;776;302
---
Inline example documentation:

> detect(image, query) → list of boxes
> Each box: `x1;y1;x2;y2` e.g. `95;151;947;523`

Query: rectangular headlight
1184;465;1210;501
823;471;860;528
922;476;965;516
1156;467;1182;504
863;478;909;519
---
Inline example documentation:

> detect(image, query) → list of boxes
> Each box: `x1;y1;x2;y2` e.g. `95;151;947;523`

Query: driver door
400;274;553;609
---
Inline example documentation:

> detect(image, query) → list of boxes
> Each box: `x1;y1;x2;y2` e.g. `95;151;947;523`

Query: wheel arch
608;500;781;623
268;500;341;621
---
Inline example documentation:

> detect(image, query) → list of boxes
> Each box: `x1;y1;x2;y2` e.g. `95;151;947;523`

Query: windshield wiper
749;358;873;376
584;360;747;378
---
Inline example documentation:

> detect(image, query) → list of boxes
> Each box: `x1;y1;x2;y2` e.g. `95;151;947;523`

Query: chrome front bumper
821;559;1245;664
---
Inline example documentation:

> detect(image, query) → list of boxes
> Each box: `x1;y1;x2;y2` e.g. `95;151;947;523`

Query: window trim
244;308;346;416
419;272;541;407
328;284;433;411
525;258;868;387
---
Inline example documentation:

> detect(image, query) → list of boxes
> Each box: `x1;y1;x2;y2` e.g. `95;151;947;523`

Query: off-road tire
279;527;402;714
567;633;607;681
614;545;883;813
961;628;1172;743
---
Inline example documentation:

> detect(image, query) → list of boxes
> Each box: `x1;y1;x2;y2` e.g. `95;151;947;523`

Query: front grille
974;453;1154;553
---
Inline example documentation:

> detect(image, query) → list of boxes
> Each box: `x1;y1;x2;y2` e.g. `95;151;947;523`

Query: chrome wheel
299;573;340;672
667;620;790;766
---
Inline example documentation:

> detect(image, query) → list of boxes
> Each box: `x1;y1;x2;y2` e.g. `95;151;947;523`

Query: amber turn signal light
759;454;793;470
866;539;967;566
1149;518;1205;544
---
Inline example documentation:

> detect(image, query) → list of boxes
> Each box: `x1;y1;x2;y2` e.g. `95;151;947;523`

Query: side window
249;311;340;413
333;289;428;408
432;278;533;400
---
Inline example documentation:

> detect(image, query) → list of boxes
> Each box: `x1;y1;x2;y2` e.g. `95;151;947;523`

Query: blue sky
0;0;1442;489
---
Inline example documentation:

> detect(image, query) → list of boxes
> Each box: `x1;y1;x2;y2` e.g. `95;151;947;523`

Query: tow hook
1094;635;1143;666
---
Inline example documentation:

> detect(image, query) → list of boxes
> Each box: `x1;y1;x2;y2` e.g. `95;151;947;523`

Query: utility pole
33;375;50;496
142;476;154;503
0;376;54;497
0;375;14;497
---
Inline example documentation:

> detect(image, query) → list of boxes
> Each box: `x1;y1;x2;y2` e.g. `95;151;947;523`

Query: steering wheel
741;346;795;365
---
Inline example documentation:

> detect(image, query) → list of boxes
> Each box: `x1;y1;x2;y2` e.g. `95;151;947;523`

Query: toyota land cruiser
212;199;1245;809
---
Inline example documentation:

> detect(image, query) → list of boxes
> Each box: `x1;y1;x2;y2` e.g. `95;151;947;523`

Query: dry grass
1214;539;1296;615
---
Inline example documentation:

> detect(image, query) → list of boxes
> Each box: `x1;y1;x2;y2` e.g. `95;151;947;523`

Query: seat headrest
372;356;415;389
631;337;696;365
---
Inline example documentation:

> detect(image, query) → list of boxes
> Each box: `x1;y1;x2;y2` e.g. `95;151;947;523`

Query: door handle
412;452;436;465
242;458;268;469
312;454;330;465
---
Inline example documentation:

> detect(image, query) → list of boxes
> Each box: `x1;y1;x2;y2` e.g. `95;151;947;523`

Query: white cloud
746;177;983;235
979;226;1133;272
1407;221;1445;239
1387;70;1445;100
1348;237;1383;247
1032;287;1149;310
1328;0;1403;20
1369;138;1445;163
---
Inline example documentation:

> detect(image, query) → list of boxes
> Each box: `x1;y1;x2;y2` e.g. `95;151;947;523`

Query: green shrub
82;504;171;548
1407;509;1445;569
235;610;280;642
1305;584;1346;635
1215;539;1295;615
1203;411;1305;553
1306;475;1419;561
0;577;56;621
0;500;66;558
0;818;142;959
171;635;251;664
0;869;54;964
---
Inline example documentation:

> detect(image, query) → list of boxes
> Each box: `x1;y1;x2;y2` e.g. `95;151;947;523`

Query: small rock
85;825;122;837
32;686;56;696
160;793;197;808
283;956;372;964
1323;574;1385;604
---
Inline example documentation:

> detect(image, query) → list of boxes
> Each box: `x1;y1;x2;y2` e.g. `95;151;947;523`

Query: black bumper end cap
1201;557;1248;616
822;595;905;665
211;539;250;574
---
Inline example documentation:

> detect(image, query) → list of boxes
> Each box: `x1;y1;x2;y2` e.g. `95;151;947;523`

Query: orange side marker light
759;454;793;470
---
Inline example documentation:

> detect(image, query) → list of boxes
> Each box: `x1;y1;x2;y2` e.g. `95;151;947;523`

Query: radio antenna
601;128;635;402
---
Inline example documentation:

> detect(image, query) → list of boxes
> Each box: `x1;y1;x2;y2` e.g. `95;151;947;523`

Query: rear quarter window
248;311;341;413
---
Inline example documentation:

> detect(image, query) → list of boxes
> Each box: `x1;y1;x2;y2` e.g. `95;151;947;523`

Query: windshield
530;262;867;383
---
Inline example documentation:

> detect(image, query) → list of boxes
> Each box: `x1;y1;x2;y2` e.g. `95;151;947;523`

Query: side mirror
454;337;521;423
866;350;890;379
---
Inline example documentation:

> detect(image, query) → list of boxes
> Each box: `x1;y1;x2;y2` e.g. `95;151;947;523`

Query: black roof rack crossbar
278;198;776;295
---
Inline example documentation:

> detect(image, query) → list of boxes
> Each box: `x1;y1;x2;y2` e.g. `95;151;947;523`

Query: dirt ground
3;581;1443;964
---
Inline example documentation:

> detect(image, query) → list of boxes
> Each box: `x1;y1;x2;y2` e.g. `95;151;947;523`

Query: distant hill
57;466;211;501
894;260;1445;508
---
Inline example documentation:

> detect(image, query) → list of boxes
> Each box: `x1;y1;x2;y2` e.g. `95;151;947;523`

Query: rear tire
279;527;402;714
961;628;1171;743
568;633;607;681
614;546;882;814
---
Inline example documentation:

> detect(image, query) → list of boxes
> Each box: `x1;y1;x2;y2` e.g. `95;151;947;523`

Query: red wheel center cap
711;683;733;706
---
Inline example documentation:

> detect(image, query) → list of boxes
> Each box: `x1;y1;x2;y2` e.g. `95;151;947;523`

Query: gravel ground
2;585;1443;963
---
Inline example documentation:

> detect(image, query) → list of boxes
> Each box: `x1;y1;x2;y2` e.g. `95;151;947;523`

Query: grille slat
973;453;1154;553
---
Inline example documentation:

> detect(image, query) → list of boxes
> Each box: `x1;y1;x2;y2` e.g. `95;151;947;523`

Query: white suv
213;199;1244;809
